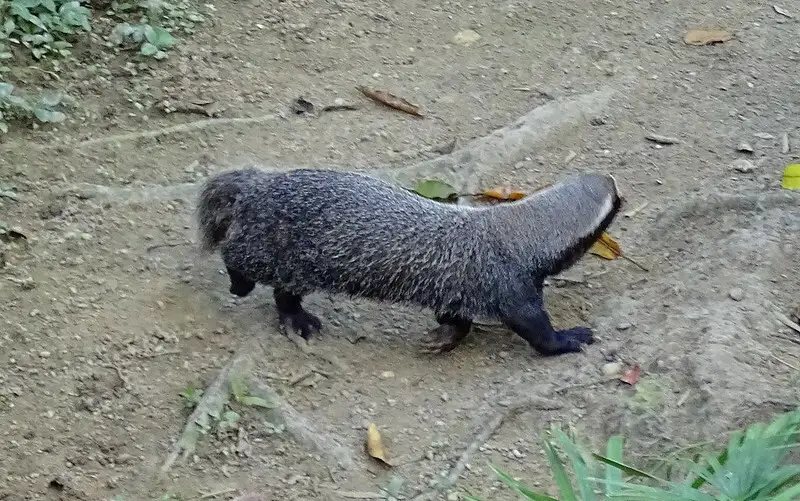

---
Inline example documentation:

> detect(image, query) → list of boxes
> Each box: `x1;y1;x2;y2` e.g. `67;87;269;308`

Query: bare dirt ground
1;0;799;500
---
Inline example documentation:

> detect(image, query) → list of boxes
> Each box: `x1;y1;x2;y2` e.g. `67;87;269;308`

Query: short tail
195;169;257;253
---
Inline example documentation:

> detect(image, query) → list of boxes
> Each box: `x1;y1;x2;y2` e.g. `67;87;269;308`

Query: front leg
501;292;594;356
273;287;322;340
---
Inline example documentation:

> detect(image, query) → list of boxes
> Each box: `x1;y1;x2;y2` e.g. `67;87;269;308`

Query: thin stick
409;396;562;501
772;354;799;371
620;253;650;272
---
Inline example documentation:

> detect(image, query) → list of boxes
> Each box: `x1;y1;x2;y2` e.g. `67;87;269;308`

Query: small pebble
380;371;395;379
728;288;744;301
730;159;755;173
616;322;632;331
602;362;623;377
736;142;754;153
39;351;51;358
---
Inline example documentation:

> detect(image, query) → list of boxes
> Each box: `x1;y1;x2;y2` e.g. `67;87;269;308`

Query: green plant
109;22;173;59
0;0;91;60
464;409;800;501
0;81;64;132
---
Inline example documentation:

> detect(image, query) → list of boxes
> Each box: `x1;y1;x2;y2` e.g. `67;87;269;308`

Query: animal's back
222;169;492;313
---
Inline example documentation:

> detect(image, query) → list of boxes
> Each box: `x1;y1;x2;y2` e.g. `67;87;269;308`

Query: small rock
602;362;623;377
753;132;774;140
728;288;744;301
616;322;632;331
380;371;395;379
736;142;754;153
440;392;449;402
452;29;481;45
730;159;755;173
39;350;51;358
447;492;460;501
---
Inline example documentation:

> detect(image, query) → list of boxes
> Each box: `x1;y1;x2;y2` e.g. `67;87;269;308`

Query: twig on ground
188;488;238;500
410;396;562;501
161;341;256;473
772;354;799;371
147;241;191;252
620;253;650;272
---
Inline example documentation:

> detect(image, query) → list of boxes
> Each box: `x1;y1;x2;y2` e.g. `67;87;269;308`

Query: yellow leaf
366;423;391;466
684;28;733;46
483;188;507;200
782;164;800;190
589;232;623;260
507;191;527;200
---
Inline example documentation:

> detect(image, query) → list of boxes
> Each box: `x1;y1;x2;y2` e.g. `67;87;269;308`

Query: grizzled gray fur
197;167;622;356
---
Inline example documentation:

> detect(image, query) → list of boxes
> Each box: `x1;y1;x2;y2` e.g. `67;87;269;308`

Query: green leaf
489;465;560;501
0;121;8;134
10;5;46;30
552;428;595;501
228;376;246;400
40;0;56;12
140;42;158;56
412;179;458;201
0;82;13;98
773;483;800;501
604;436;624;497
7;94;31;110
38;91;61;107
591;453;664;482
238;395;273;409
543;439;578;501
144;25;174;48
3;19;15;36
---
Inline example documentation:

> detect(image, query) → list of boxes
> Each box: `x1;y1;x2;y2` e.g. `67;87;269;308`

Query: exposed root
161;340;256;473
48;86;618;205
76;114;281;149
650;191;800;237
409;395;563;501
248;379;354;471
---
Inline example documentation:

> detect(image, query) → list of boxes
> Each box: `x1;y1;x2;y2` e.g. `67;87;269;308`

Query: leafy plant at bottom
464;408;800;501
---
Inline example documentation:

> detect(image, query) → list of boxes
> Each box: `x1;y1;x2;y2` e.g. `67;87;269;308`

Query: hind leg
227;266;256;297
274;287;322;340
420;312;472;354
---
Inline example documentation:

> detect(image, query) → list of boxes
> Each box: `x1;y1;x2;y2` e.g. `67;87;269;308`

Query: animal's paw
278;310;323;340
419;324;469;355
544;326;595;355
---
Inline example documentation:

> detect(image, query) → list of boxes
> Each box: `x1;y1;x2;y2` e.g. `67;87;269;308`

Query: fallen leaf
356;86;423;117
366;423;391;466
413;179;458;201
483;188;508;200
684;28;733;46
589;232;622;260
620;364;641;385
781;164;800;190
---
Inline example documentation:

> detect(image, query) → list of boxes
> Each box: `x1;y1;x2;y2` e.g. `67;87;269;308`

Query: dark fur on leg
228;266;256;297
274;288;322;340
420;312;472;354
501;290;594;356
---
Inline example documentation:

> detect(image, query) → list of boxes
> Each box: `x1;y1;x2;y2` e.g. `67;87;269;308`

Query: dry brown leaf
620;364;641;385
483;188;508;200
589;232;623;260
684;28;733;46
365;423;391;466
356;86;424;117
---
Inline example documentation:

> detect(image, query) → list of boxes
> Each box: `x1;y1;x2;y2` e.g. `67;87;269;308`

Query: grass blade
544;439;578;501
552;428;595;501
591;454;665;483
604;436;624;496
489;465;561;501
